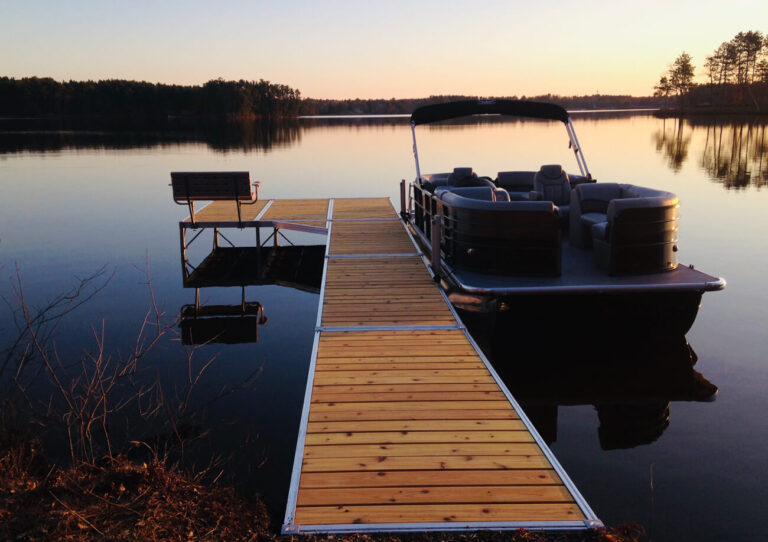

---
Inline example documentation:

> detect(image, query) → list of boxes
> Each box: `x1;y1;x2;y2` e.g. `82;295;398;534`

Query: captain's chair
532;164;571;221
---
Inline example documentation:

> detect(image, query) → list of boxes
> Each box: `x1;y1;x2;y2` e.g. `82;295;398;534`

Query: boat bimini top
409;99;591;181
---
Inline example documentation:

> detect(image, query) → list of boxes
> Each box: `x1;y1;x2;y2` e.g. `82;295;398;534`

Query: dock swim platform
241;196;602;534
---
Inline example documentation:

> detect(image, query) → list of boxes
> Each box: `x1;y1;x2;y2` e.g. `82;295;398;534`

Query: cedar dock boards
188;196;602;533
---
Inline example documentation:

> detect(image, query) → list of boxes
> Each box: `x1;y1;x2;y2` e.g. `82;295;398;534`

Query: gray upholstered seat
531;164;571;221
439;167;496;190
419;172;451;192
435;191;562;276
570;182;680;275
569;183;623;248
435;185;511;202
496;171;535;200
437;186;495;201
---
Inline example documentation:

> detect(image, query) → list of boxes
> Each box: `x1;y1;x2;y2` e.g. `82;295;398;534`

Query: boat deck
447;242;724;295
243;197;603;534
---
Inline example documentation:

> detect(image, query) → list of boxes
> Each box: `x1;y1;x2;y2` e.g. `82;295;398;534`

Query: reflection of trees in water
653;117;768;188
0;117;301;154
700;121;768;189
652;117;691;171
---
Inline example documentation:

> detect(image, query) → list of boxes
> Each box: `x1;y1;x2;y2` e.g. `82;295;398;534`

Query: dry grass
1;432;268;541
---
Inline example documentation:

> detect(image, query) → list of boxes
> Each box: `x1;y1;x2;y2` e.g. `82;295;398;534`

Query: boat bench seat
436;185;511;202
496;171;536;200
570;183;680;275
437;191;562;276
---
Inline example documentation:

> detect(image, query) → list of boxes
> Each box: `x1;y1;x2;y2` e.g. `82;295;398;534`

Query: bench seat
570;183;679;275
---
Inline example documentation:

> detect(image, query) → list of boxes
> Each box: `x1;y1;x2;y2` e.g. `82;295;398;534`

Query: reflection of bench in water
183;245;325;291
180;289;267;345
179;245;325;345
171;172;328;345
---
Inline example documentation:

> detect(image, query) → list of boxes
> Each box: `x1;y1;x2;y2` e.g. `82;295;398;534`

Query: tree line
2;75;668;120
655;30;768;110
0;77;302;118
300;93;661;116
1;77;663;119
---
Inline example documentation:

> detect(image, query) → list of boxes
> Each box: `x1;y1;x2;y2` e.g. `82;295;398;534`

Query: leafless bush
0;261;260;469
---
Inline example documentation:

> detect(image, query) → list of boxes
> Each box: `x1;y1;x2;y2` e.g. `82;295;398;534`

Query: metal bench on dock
170;172;328;284
171;171;260;226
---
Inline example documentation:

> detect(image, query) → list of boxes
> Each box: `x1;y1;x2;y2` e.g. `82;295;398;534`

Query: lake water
1;114;767;540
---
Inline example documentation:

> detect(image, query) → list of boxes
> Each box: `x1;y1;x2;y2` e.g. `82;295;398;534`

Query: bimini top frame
409;98;591;180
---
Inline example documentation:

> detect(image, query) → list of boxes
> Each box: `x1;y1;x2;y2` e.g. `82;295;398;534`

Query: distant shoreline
300;108;660;119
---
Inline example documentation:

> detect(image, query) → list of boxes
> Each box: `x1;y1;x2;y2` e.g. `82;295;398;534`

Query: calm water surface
1;115;767;540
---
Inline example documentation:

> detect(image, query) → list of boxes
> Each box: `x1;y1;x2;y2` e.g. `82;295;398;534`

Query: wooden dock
185;196;601;533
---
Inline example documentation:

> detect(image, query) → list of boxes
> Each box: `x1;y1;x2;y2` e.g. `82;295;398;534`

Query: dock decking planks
185;199;268;222
281;197;599;533
262;198;329;222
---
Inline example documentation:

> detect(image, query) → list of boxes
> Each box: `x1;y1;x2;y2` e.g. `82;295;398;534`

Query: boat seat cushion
591;221;608;242
496;171;535;200
539;164;565;179
447;167;478;187
569;182;680;274
570;183;622;248
419;173;451;192
532;164;571;206
580;212;607;228
555;204;570;223
496;171;535;190
436;193;562;276
437;186;495;201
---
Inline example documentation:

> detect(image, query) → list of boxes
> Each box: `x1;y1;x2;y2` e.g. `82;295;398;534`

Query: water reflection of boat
179;245;325;345
403;100;725;334
473;322;717;450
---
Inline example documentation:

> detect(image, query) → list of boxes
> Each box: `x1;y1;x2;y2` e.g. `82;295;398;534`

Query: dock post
431;214;442;281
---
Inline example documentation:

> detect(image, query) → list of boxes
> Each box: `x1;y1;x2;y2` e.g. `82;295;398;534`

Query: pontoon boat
400;99;725;334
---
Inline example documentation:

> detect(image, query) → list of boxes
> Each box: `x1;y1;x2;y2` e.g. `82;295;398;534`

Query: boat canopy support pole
565;118;591;179
411;122;422;181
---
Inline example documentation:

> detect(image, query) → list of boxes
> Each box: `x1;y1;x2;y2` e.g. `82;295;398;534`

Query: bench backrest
171;171;254;202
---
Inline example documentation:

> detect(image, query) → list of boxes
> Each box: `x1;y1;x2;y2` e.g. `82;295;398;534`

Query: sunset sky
1;0;766;99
